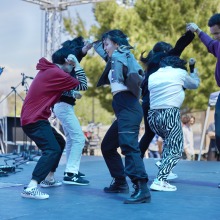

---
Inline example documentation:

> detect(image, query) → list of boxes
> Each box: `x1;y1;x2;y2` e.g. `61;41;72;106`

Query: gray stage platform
0;154;219;220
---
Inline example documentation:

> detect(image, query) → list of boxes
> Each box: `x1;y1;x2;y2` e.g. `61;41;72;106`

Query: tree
63;0;220;114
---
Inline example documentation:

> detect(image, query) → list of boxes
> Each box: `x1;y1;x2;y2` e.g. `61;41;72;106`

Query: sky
0;0;96;96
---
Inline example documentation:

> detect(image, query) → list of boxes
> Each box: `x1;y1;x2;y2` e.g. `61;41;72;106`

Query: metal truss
22;0;107;58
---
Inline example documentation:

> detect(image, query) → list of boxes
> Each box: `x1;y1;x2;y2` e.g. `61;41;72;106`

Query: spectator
182;114;195;161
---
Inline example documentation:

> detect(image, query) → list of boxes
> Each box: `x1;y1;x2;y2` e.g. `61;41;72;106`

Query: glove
186;23;200;33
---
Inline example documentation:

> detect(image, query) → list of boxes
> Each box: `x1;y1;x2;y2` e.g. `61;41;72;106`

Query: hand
192;68;199;75
186;23;200;33
82;40;93;54
73;91;82;99
66;54;82;70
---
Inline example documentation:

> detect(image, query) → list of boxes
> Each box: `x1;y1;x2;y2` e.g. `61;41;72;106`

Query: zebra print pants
148;107;183;181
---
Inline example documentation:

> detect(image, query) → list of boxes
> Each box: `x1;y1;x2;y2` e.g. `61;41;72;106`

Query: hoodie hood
36;57;56;71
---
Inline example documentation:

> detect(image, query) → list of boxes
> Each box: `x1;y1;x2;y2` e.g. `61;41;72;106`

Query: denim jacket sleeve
124;53;144;99
93;40;108;62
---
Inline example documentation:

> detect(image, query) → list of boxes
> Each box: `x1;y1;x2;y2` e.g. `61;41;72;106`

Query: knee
45;147;62;159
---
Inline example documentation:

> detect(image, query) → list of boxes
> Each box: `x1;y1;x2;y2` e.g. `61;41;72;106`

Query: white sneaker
21;187;49;199
155;161;178;180
167;171;178;180
150;178;177;191
40;180;62;188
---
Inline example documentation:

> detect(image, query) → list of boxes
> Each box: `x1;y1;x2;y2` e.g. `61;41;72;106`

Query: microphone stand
0;74;37;171
11;86;24;148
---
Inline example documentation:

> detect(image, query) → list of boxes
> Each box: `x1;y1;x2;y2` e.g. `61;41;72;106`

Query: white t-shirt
108;70;128;94
148;66;200;109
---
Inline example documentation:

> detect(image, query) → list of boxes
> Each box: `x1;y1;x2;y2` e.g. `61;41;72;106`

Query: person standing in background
182;115;195;161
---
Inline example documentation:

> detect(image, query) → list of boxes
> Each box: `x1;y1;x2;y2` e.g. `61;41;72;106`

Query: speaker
4;116;31;142
1;116;33;153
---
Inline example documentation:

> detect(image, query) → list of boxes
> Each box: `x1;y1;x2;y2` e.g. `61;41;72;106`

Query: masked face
103;38;118;57
62;61;74;73
210;24;220;41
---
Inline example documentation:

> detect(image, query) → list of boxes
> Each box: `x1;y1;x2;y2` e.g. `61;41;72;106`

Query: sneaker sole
150;184;177;192
21;193;49;199
62;181;89;186
40;183;62;188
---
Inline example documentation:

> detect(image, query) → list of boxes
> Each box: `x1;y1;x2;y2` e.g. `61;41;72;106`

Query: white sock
27;180;38;188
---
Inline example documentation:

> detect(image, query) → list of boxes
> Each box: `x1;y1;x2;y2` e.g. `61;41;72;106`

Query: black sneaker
78;171;85;178
63;173;89;185
64;171;85;178
104;179;129;193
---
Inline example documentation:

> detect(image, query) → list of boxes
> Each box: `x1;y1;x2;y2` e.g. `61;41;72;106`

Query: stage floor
0;154;219;220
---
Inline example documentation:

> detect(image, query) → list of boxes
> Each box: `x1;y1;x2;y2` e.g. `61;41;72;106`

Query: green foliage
63;0;220;115
74;93;113;125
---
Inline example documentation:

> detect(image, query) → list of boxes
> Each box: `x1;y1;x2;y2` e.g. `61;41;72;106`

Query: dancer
187;14;220;188
139;30;195;180
20;48;82;199
48;37;92;186
148;56;200;191
93;29;151;204
139;30;195;158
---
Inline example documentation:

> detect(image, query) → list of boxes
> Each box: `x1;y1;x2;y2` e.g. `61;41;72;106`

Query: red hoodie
21;57;79;126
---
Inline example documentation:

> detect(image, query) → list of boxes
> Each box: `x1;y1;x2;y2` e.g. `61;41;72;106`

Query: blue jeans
22;120;65;183
101;91;148;182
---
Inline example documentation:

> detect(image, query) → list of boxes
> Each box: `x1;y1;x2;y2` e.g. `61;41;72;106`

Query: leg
113;92;151;204
148;108;182;191
22;120;63;184
101;120;125;179
139;102;155;158
21;120;62;199
101;120;129;193
215;95;220;152
54;102;89;185
54;103;85;174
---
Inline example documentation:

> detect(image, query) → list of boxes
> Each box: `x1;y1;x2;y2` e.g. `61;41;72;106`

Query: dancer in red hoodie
20;48;80;199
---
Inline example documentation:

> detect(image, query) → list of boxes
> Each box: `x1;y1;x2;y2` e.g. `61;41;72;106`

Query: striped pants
148;108;183;181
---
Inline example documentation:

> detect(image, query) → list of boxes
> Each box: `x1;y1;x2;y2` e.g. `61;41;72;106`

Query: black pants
215;94;220;152
22;120;65;183
139;102;155;158
101;92;148;182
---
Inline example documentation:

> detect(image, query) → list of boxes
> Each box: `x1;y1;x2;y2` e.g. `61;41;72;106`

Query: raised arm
169;30;195;56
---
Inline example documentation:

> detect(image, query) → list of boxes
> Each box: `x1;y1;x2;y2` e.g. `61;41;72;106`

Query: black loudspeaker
5;116;31;142
3;116;33;153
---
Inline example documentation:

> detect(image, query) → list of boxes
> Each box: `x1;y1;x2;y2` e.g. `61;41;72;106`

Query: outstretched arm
169;30;195;56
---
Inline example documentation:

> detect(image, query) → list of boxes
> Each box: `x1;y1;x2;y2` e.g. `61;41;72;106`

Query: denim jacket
93;41;144;99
